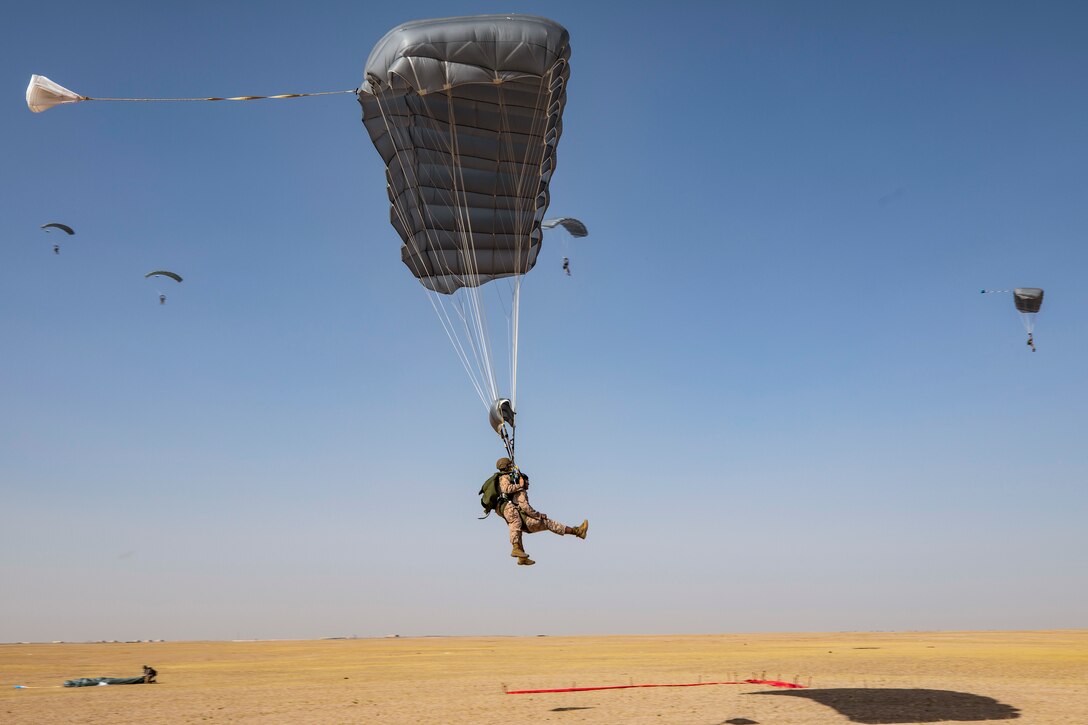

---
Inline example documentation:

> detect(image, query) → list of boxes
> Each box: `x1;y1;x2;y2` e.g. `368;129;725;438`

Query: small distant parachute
145;270;183;283
1013;288;1043;316
542;217;588;238
41;223;74;235
1012;287;1043;333
982;287;1044;348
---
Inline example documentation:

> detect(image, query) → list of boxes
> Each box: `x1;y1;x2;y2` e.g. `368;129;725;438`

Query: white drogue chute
26;75;87;113
26;74;355;114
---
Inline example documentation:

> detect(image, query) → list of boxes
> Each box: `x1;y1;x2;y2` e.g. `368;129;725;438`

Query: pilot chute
26;75;85;113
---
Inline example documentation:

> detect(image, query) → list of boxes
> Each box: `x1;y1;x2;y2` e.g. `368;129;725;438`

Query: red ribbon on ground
506;678;805;694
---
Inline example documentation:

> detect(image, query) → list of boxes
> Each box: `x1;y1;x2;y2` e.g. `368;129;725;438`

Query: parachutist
159;294;166;305
1027;333;1035;352
485;458;587;566
562;257;571;276
53;244;60;255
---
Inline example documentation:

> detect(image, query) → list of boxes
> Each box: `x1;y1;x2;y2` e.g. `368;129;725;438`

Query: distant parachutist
983;287;1043;351
146;271;182;305
562;257;570;276
42;223;73;254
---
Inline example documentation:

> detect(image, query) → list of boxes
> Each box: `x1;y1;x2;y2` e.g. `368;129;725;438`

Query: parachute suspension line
444;89;500;403
496;63;561;410
432;294;491;406
453;296;498;404
371;86;514;411
371;90;493;408
511;278;522;409
495;84;525;409
494;84;524;409
429;94;499;404
409;89;495;402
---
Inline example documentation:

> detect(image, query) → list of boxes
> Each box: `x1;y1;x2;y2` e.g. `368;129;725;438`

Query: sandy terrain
2;630;1086;724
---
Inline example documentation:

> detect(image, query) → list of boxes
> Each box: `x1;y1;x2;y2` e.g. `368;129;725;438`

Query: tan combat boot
571;519;588;539
517;556;536;566
511;545;528;558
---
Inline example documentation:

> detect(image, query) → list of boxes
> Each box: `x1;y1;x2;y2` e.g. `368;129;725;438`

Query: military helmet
496;457;512;471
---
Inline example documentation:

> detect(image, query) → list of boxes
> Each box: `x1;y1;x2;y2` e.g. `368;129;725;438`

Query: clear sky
2;0;1086;643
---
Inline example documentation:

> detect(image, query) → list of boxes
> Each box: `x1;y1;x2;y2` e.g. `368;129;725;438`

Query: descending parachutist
484;458;588;566
53;244;60;255
1027;333;1035;352
562;257;571;276
146;271;182;305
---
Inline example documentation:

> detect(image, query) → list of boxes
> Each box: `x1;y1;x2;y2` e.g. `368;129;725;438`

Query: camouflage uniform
499;470;567;555
492;458;587;566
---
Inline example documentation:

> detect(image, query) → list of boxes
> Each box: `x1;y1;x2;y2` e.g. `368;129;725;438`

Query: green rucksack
478;473;503;518
479;470;525;520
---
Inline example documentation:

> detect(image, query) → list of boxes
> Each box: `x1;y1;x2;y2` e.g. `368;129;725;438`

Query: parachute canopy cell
1013;288;1043;314
542;217;588;237
145;271;183;283
41;223;75;235
26;75;86;113
358;14;571;294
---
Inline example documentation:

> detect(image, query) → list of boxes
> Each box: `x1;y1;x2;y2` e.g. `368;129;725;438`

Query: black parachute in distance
1013;287;1043;314
1014;288;1043;350
41;222;74;235
982;287;1044;349
145;270;183;283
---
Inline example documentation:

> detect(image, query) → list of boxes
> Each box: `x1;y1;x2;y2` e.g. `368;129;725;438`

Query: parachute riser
489;397;516;464
500;425;516;467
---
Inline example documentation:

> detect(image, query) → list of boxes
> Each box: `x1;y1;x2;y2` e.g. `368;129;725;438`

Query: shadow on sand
750;688;1020;723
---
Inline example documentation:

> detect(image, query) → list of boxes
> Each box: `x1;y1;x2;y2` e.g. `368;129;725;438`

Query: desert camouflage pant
501;500;566;548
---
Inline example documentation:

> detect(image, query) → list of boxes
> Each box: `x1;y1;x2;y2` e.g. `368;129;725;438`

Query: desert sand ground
2;630;1086;724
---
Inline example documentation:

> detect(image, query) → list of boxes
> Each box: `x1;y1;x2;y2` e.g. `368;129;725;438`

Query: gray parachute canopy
358;15;571;294
542;217;588;237
1013;288;1043;314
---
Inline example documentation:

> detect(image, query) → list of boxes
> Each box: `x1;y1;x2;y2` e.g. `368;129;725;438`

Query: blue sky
2;0;1086;642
